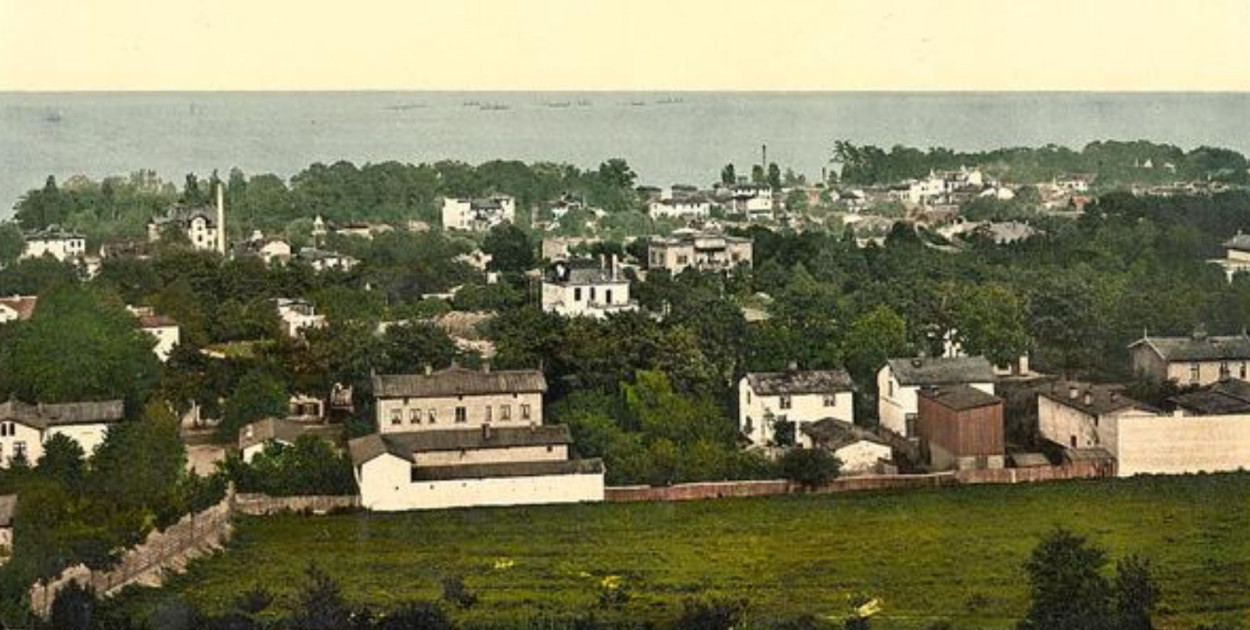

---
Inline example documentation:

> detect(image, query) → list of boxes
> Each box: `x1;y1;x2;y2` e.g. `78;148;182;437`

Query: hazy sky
3;0;1249;91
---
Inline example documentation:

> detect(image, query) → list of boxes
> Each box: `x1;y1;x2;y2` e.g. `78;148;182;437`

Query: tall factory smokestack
761;143;767;169
215;182;226;255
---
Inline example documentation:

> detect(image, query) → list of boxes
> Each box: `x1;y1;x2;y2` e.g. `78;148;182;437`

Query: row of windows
749;394;841;409
390;404;532;426
0;422;16;437
1190;361;1247;382
572;287;614;303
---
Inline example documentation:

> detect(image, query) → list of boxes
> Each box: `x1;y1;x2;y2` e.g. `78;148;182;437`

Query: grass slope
131;474;1250;629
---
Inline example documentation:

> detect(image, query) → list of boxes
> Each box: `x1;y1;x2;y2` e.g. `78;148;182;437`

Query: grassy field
126;474;1250;629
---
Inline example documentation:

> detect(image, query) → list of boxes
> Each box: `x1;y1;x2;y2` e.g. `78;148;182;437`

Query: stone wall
233;493;361;516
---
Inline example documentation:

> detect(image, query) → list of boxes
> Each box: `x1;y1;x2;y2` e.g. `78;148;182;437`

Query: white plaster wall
834;441;891;475
541;280;633;318
737;378;854;447
48;424;110;458
358;454;604;512
144;325;180;362
0;423;44;465
377;392;544;433
1164;360;1246;387
1109;414;1250;477
1037;396;1101;449
876;365;994;438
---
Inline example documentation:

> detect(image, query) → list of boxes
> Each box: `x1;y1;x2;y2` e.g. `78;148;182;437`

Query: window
822;395;838;407
501;404;512;421
13;442;25;459
409;408;421;424
589;287;597;301
1242;363;1247;379
390;409;402;425
1190;362;1201;383
605;289;613;303
0;422;7;437
744;416;754;434
546;445;554;452
574;287;582;301
427;409;437;424
779;395;792;410
484;406;492;423
887;380;894;398
521;404;532;421
455;407;467;423
1070;435;1077;448
745;390;751;404
1221;362;1230;378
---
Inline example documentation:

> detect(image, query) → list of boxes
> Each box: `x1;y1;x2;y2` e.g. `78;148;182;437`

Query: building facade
441;196;516;232
737;367;855;447
540;258;637;319
915;385;1005;471
372;365;546;434
1128;330;1250;386
647;230;753;274
22;226;86;262
0;400;124;467
877;356;996;438
648;197;711;221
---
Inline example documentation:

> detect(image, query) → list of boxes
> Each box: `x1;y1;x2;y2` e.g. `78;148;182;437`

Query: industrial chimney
215;182;226;255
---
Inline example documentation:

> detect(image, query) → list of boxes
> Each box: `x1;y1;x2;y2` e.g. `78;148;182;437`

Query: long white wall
1109;414;1250;477
357;454;604;511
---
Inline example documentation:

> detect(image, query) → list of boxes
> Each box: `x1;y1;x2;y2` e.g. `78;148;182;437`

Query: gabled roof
1223;233;1250;252
238;417;307;451
800;417;886;451
348;433;414;466
150;206;216;227
373;367;546;399
24;225;83;241
0;399;125;430
1129;333;1250;362
917;385;1002;411
412;458;603;481
1169;378;1250;415
886;356;995;386
1039;382;1157;417
745;369;853;396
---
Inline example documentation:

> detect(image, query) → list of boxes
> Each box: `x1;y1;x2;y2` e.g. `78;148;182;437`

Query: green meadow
124;474;1250;629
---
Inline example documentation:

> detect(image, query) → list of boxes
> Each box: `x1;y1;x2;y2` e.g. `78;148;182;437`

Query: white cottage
541;258;637;319
0;399;124;466
738;367;855;447
877;356;995;438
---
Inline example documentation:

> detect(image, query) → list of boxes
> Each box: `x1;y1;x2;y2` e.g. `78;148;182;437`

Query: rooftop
373;366;547;399
1130;331;1250;362
238;417;308;451
1039;381;1156;416
745;368;854;396
389;425;571;454
0;296;38;321
886;356;995;386
1223;232;1250;252
150;205;216;227
800;418;886;451
0;399;124;430
411;458;603;481
918;385;1002;411
1170;378;1250;415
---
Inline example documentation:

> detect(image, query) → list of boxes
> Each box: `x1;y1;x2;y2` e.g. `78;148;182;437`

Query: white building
648;197;711;221
738;367;855;448
275;298;327;338
238;231;292;266
648;230;753;274
800;418;893;475
21;226;86;262
1128;329;1250;387
148;183;226;254
372;364;546;433
1213;232;1250;282
441;196;517;232
297;247;359;272
729;185;774;218
877;356;996;438
0;399;124;467
541;257;637;319
238;417;308;463
134;310;180;362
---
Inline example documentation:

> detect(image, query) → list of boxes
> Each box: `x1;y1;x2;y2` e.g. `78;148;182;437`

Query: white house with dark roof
541;257;636;319
648;197;711;221
21;226;86;262
297;247;359;272
877;356;996;438
1213;232;1250;281
800;418;892;474
0;399;124;467
738;366;855;447
1037;382;1159;451
441;196;516;232
1129;329;1250;386
372;364;547;434
148;184;226;254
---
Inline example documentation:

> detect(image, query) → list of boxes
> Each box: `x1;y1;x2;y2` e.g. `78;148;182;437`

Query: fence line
233;493;360;516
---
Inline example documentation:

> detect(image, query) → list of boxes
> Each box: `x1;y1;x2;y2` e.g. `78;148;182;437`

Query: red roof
0;296;38;321
138;314;178;328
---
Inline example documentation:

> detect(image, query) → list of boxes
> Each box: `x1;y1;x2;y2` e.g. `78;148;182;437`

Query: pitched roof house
877;356;996;438
738;366;855;447
0;399;124;467
1129;329;1250;386
541;258;637;319
800;418;892;475
372;365;547;434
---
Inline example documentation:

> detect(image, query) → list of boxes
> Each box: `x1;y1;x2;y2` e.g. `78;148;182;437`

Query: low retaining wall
29;491;234;618
605;463;1108;503
233;493;360;516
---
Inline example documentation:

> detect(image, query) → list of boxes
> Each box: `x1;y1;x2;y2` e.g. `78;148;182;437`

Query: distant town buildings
1213;232;1250;282
21;226;86;262
441;196;516;232
648;197;711;221
275;298;327;338
541;257;637;319
647;230;753;274
148;184;226;254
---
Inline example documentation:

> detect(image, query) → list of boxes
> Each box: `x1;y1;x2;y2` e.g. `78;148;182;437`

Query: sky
2;0;1249;91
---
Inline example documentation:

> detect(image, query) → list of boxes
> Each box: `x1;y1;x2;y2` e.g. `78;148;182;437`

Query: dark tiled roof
1039;382;1156;416
800;417;886;451
887;356;995;386
391;425;571;453
348;433;413;466
0;399;124;430
1130;334;1250;362
411;458;603;481
918;385;1002;411
24;225;84;240
1169;378;1250;415
238;417;307;451
373;368;546;399
746;369;853;396
151;206;216;227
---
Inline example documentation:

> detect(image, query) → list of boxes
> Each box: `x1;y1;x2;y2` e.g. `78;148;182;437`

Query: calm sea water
2;91;1249;216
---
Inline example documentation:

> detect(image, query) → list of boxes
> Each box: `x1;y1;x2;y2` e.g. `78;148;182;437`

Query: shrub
778;449;841;489
440;575;478;610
